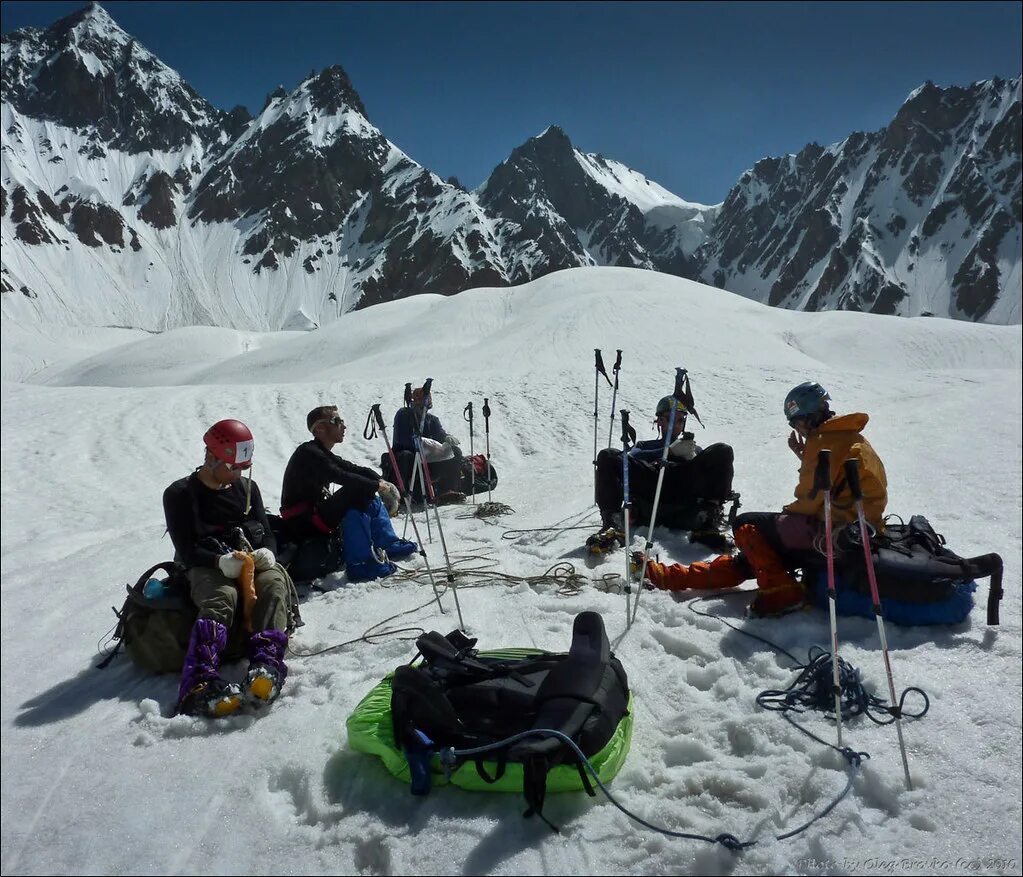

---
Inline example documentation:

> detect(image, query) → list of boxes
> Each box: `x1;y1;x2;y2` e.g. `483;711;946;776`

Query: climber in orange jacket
638;381;888;617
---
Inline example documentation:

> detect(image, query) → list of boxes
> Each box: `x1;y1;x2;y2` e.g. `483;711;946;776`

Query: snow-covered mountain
1;3;1019;330
477;125;716;281
698;77;1022;323
0;4;716;330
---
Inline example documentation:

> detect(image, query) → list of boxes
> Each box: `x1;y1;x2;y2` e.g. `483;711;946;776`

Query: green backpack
100;562;198;673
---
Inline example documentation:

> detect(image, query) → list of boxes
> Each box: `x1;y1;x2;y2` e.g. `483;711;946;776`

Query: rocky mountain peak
1;1;224;153
304;65;368;118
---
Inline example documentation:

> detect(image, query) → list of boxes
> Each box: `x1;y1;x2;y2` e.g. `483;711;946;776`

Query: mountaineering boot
587;527;626;555
633;551;751;592
178;679;244;718
380;539;417;561
343;507;399;582
176;618;242;718
244;629;289;706
368;496;418;560
688;500;734;552
347;546;398;582
733;524;806;617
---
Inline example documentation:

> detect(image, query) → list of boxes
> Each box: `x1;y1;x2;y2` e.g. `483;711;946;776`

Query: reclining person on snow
390;385;467;504
280;405;416;582
637;382;888;617
593;385;736;553
164;419;299;719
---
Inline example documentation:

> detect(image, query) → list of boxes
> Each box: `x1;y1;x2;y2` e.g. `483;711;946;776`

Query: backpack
100;563;254;672
99;562;198;673
385;611;630;825
815;515;1004;625
380;451;499;501
462;453;498;496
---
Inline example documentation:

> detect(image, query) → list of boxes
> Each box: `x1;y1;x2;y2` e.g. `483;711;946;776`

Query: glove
444;435;460;447
378;481;401;516
252;547;276;572
668;435;698;461
788;430;805;459
217;553;244;579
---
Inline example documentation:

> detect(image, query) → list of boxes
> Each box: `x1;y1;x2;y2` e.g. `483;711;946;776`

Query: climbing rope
457;501;515;521
288;554;592;658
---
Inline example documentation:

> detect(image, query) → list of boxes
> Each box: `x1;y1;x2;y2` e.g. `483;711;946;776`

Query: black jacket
280;440;380;511
163;472;276;569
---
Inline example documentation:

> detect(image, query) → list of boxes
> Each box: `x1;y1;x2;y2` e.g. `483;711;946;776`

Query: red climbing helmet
203;419;254;469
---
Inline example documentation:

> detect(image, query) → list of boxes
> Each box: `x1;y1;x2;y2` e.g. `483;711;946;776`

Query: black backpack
390;611;630;825
830;515;1004;624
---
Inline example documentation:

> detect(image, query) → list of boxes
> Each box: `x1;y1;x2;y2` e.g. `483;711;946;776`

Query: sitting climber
280;405;416;582
637;382;887;617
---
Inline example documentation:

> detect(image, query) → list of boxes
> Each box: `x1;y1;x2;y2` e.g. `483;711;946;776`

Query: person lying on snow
636;382;887;617
163;419;299;718
280;405;416;582
391;385;467;504
593;393;736;552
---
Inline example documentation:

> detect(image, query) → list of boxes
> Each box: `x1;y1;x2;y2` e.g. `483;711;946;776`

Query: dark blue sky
2;1;1020;203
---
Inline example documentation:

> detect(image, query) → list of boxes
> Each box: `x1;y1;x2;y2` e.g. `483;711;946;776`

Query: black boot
689;500;735;552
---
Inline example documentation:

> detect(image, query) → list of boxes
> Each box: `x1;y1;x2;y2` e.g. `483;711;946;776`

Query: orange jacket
784;413;887;529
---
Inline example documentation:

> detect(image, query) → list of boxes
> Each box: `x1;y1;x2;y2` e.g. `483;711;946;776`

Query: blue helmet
784;382;830;421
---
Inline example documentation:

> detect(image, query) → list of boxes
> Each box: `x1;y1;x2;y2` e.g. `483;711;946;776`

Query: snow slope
1;267;1021;876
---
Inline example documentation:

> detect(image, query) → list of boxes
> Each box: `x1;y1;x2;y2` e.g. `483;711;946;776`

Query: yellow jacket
784;413;887;529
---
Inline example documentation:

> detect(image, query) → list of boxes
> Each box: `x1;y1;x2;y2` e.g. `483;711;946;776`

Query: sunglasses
313;416;345;429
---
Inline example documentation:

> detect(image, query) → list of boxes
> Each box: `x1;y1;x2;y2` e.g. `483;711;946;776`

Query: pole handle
463;402;473;423
363;406;379;440
843;457;863;501
812;449;832;498
404;382;413;407
482;397;491;431
620;409;635;447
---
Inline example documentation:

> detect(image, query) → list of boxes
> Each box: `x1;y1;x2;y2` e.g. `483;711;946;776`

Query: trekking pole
631;368;687;627
412;379;466;630
844;457;913;791
593;349;611;504
402;382;432;544
620;409;636;623
466;399;476;503
812;449;843;749
365;404;445;613
606;349;622;449
482;397;493;504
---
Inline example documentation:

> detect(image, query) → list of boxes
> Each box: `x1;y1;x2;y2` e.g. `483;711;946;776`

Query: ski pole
606;349;622;449
593;350;611;503
413;379;466;630
463;402;475;505
620;408;636;623
365;404;445;613
631;368;686;627
812;449;843;748
482;397;493;504
844;457;913;791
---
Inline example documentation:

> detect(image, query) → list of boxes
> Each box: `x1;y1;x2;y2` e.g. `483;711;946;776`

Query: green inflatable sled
347;611;633;820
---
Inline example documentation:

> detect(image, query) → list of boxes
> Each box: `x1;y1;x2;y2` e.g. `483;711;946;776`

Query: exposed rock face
1;4;1019;329
697;78;1021;321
